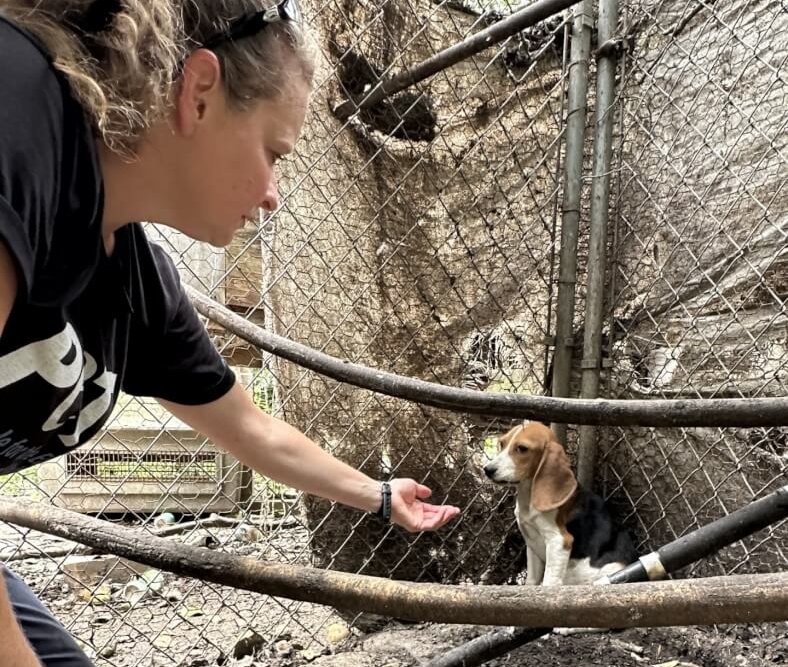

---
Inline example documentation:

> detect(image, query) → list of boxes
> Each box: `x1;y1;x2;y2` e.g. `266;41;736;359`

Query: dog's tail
615;529;639;565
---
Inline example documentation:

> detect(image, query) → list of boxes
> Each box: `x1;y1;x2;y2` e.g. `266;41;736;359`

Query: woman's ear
531;440;577;512
174;49;223;136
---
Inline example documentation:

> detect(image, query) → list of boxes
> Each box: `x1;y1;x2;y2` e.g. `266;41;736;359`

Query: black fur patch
566;488;638;568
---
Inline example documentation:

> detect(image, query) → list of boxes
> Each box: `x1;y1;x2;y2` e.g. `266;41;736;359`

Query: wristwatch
375;481;392;522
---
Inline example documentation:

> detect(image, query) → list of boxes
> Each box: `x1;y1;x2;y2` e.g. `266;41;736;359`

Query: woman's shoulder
0;15;64;115
0;15;57;75
1;17;103;283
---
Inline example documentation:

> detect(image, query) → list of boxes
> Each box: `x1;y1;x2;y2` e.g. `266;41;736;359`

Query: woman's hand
389;479;460;532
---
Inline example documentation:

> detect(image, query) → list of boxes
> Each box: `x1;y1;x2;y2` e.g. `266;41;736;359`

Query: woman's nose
260;179;280;212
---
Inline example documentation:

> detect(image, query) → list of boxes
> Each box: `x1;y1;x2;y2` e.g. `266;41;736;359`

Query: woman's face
169;50;309;246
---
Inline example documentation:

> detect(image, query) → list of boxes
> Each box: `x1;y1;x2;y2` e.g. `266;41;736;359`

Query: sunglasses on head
200;0;300;50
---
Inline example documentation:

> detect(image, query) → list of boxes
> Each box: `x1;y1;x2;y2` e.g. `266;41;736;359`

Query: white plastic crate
38;394;248;514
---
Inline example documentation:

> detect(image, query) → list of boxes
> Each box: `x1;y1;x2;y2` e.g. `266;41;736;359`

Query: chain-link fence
600;0;788;578
0;0;785;665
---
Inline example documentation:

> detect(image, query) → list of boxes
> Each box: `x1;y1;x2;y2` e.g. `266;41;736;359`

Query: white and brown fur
483;421;637;587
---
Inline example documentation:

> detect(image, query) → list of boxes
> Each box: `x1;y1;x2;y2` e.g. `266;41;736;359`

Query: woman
0;2;460;664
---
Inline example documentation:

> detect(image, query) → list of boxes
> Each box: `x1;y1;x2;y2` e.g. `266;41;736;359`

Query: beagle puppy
483;421;637;587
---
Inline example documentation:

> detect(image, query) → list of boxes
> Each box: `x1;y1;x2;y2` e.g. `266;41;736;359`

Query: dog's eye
516;445;528;454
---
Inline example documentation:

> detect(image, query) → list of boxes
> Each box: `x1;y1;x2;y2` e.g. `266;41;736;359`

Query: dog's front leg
524;543;545;585
541;533;570;587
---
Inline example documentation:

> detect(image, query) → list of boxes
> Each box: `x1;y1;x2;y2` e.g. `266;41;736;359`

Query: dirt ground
2;522;786;667
327;622;788;667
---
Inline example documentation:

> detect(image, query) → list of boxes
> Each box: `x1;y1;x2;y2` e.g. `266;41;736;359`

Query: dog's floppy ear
531;439;577;512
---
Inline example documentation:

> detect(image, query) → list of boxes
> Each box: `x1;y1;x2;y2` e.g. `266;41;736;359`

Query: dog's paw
553;627;608;636
540;578;564;587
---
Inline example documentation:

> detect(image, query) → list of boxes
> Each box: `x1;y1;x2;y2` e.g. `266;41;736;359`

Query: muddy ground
1;522;785;667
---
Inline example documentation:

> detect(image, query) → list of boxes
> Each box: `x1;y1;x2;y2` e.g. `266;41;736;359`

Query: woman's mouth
241;210;261;229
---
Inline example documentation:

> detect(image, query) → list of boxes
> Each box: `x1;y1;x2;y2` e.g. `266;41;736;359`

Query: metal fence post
576;0;621;488
551;0;594;444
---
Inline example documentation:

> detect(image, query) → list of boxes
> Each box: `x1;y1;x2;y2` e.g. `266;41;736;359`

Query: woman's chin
196;222;240;248
207;230;237;248
160;217;241;247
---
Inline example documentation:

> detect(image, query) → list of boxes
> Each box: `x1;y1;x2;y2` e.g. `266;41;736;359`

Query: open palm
389;478;460;532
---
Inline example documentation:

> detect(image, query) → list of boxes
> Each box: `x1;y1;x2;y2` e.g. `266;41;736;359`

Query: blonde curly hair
1;1;316;153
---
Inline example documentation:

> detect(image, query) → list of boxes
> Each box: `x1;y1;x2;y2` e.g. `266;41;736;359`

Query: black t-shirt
0;18;236;474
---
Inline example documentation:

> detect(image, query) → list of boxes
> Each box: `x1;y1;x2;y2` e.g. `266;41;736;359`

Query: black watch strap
375;481;392;522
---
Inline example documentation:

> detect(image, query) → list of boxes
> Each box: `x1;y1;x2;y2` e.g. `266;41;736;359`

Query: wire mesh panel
264;0;569;590
600;0;788;576
0;0;786;665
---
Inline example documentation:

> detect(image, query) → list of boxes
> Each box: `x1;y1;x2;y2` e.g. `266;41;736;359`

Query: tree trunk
267;0;565;582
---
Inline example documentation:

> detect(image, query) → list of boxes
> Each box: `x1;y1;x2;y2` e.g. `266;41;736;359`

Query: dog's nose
483;464;497;479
